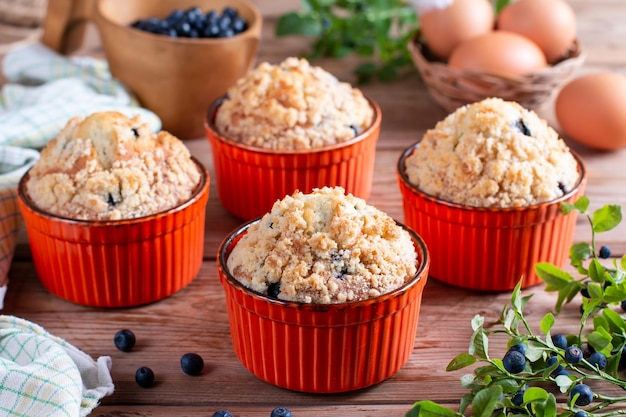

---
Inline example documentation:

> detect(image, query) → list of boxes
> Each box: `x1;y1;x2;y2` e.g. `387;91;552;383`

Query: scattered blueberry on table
114;329;136;352
135;366;155;388
130;6;248;38
211;411;233;417
180;352;204;376
270;407;293;417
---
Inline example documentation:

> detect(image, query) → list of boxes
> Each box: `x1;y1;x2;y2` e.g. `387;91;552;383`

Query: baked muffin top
226;187;418;304
26;111;201;221
404;98;580;208
214;57;374;150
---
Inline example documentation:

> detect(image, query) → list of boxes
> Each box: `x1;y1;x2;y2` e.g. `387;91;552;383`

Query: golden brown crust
26;112;201;220
215;57;374;150
404;98;580;208
227;187;418;304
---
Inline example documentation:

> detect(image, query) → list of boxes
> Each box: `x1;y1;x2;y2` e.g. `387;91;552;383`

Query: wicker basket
0;0;47;27
408;32;585;112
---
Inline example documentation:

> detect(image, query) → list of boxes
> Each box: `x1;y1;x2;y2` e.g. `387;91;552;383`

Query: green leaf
586;327;613;354
469;328;489;360
406;401;459;417
494;0;513;14
275;12;323;37
540;313;555;334
535;263;573;288
471;386;502;417
554;374;574;392
588;259;606;283
471;314;485;331
447;353;477;371
591;204;622;232
601;308;626;333
570;242;593;269
524;386;549;402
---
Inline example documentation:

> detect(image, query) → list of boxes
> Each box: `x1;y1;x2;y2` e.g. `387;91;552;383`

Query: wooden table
3;1;626;416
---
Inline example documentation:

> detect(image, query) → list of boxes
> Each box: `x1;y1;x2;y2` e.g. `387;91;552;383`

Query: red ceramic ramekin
17;158;210;307
397;144;587;291
217;219;430;393
205;95;381;221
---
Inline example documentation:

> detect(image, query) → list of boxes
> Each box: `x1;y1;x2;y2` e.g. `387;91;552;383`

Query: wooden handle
41;0;96;54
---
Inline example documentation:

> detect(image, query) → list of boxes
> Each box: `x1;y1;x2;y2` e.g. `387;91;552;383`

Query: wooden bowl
217;219;429;393
93;0;262;139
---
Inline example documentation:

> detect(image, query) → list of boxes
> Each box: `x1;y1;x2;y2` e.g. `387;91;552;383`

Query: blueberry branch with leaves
275;0;418;83
407;196;626;417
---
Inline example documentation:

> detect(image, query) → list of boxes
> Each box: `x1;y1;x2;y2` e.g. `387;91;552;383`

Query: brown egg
555;72;626;151
448;31;547;76
496;0;576;63
419;0;494;61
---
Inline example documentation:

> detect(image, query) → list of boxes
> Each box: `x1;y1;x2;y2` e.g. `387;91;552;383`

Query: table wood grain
3;1;626;416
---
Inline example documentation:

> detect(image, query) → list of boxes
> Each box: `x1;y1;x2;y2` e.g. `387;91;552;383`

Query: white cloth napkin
0;42;161;148
0;315;114;416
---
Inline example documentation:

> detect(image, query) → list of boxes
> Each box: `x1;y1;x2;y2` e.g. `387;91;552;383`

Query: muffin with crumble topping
397;97;586;291
205;57;381;220
18;111;210;307
217;186;429;393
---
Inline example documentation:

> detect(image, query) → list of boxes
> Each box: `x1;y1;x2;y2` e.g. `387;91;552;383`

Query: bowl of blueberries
93;0;262;139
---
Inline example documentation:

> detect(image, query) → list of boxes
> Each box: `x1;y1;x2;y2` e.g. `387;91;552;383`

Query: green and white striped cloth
1;42;161;148
0;315;114;416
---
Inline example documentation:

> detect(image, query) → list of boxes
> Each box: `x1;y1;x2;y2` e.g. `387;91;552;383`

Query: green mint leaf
275;12;323;37
446;353;477;371
592;204;623;232
540;312;555;334
471;386;502;417
405;401;459;417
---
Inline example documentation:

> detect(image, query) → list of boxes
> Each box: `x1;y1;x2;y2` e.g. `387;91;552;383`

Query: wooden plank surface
3;1;626;416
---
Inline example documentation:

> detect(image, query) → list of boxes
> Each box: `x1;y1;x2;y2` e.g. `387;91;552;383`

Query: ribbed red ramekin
216;219;429;393
17;158;210;307
397;144;587;291
205;96;381;220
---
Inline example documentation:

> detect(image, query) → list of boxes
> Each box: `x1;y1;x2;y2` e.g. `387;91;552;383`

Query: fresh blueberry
508;343;528;355
565;346;583;364
621;299;626;312
212;411;233;417
574;412;587;417
570;383;593;406
551;333;568;349
135;366;155;388
222;6;238;19
589;351;608;370
511;389;525;406
599;245;611;259
503;350;526;374
553;368;571;377
546;355;564;376
114;329;136;352
180;352;204;376
203;23;220;38
580;281;591;298
270;407;293;417
232;16;247;33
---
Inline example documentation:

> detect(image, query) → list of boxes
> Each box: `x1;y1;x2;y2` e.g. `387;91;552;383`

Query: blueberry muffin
227;187;418;304
214;57;374;150
404;97;580;208
25;111;201;221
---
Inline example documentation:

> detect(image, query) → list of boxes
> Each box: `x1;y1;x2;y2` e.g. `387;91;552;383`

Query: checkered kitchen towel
0;315;114;416
0;145;39;310
0;42;161;148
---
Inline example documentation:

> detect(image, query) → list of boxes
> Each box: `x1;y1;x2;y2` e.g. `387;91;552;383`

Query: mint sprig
407;197;626;417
